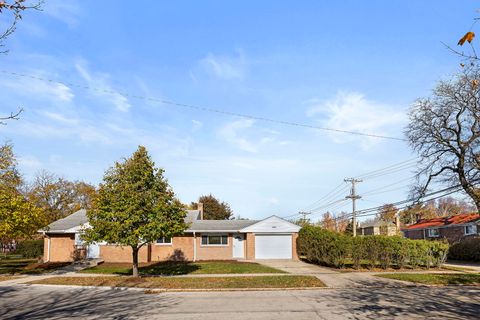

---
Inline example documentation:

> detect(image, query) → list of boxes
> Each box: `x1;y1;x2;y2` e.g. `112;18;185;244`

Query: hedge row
298;225;449;269
14;240;44;258
448;237;480;261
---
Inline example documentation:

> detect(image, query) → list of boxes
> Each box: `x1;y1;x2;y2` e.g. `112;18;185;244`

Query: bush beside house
298;225;449;269
15;240;44;258
448;237;480;261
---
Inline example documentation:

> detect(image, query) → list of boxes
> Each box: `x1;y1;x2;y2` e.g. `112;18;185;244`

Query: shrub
15;240;44;258
448;237;480;261
297;225;449;269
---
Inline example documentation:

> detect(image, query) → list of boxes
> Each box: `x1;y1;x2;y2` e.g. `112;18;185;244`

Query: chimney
198;202;204;220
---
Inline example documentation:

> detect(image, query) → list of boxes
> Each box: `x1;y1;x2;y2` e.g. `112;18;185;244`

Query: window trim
427;228;440;238
464;224;477;236
200;234;229;247
155;237;173;246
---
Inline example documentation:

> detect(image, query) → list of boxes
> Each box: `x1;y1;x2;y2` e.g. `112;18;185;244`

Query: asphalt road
1;284;479;319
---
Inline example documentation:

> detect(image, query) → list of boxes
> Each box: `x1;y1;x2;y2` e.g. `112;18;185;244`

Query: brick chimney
198;202;204;220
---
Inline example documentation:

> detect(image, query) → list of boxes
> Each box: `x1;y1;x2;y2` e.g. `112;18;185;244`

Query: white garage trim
240;216;300;233
255;234;292;259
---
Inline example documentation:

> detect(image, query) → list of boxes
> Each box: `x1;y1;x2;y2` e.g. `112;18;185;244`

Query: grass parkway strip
376;273;480;286
30;275;325;289
78;261;285;276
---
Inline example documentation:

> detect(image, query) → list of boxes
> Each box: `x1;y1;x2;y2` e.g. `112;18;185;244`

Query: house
358;220;398;236
402;213;480;242
40;209;300;263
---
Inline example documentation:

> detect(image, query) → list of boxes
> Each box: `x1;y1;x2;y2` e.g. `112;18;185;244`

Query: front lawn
0;257;69;275
79;261;285;276
377;273;480;286
30;275;324;289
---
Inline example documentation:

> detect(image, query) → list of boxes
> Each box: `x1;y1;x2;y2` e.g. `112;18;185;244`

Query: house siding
292;233;299;260
99;245;149;263
246;233;255;260
196;233;233;260
404;224;478;242
151;235;194;261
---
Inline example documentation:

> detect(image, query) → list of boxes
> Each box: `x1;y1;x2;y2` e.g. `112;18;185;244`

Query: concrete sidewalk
255;260;462;288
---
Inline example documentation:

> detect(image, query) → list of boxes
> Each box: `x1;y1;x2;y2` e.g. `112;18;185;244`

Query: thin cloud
306;91;406;149
75;59;131;112
199;49;247;80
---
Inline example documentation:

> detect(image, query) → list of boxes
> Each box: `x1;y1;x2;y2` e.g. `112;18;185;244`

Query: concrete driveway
1;284;479;319
256;260;415;288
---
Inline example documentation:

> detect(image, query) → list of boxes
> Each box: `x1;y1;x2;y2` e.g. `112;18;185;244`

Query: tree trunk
132;247;139;277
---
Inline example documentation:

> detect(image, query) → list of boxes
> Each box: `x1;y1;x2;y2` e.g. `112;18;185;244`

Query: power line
354;158;418;180
0;70;407;141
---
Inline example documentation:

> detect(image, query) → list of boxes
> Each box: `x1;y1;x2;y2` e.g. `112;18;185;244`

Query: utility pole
298;211;311;225
344;178;362;237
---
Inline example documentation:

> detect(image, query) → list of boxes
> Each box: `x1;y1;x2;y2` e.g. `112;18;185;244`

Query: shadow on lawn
139;261;200;276
0;286;179;320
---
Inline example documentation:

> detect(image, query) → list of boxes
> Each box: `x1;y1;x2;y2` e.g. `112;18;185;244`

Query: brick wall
150;235;194;261
292;233;299;260
99;245;149;263
195;233;233;260
245;233;255;260
45;234;75;262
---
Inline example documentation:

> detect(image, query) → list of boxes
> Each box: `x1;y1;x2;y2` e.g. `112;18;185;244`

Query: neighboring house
39;209;300;263
358;220;398;236
402;213;480;242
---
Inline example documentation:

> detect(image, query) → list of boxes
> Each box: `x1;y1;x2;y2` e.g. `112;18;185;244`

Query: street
1;284;479;319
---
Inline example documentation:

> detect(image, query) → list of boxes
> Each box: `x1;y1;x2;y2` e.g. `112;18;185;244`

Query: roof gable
240;215;300;233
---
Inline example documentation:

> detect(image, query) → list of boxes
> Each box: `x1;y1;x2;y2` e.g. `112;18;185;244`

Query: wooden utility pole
298;211;311;225
345;178;362;237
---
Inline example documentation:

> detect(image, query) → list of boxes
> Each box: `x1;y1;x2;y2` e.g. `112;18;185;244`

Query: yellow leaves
472;79;479;89
458;31;475;46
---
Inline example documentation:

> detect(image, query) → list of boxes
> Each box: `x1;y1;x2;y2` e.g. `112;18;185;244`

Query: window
201;235;228;246
156;237;172;245
465;225;477;236
427;228;440;237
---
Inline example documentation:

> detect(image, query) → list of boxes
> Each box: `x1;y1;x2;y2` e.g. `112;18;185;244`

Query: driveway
1;284;479;319
256;260;410;288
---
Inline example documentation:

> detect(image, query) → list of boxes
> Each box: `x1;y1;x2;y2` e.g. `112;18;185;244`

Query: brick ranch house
402;213;480;242
39;209;300;263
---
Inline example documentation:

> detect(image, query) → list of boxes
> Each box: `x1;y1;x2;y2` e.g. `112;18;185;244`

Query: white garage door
255;234;292;259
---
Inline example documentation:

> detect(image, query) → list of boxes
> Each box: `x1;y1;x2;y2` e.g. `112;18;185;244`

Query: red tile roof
403;213;480;230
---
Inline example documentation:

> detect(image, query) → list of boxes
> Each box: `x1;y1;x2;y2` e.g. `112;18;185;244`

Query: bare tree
0;0;43;54
0;108;23;125
406;66;480;212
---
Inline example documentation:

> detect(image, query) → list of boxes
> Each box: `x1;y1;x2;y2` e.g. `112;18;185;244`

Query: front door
233;234;244;258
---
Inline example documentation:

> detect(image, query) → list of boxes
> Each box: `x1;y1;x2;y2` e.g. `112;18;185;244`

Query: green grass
0;258;69;275
31;275;324;289
377;273;480;285
79;261;285;276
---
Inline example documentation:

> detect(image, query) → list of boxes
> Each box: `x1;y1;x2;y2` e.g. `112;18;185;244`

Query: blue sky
0;1;476;220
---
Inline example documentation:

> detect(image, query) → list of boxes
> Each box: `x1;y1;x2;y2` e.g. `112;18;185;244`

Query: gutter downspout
193;232;197;262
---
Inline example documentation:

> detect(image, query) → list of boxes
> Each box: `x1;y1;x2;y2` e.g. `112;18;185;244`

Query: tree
84;146;187;277
406;66;480;212
377;204;399;224
0;143;47;250
435;196;476;217
0;0;42;54
191;194;233;220
400;203;437;225
319;212;336;231
28;170;97;223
